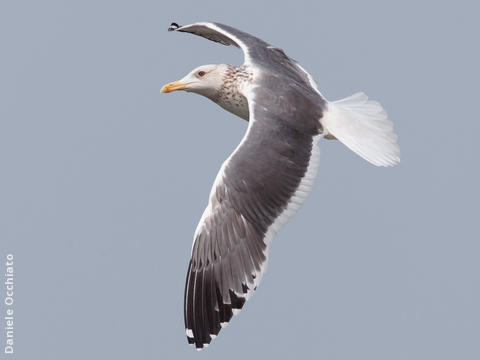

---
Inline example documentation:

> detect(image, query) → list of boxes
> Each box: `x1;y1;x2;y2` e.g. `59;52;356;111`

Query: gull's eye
197;71;206;77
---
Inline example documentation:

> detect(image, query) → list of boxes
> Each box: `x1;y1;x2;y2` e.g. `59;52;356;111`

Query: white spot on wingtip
220;322;228;328
186;329;193;337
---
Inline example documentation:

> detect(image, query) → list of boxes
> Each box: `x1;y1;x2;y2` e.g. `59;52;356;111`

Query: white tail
321;92;400;167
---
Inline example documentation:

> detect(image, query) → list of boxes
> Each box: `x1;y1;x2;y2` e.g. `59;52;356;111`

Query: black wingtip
168;22;180;31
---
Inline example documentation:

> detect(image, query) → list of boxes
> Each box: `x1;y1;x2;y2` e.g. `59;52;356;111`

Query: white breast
217;93;250;120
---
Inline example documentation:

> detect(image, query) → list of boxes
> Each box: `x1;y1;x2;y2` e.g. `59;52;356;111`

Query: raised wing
168;21;317;91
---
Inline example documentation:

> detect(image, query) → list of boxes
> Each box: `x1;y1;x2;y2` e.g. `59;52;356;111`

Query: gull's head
161;64;227;98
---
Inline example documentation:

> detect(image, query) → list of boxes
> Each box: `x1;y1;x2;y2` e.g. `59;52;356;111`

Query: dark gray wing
168;21;318;93
184;74;324;349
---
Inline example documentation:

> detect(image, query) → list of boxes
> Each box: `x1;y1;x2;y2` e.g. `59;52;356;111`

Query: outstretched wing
168;21;317;91
184;76;324;349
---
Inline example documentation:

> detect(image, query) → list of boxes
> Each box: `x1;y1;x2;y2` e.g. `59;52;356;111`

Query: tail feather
321;92;400;166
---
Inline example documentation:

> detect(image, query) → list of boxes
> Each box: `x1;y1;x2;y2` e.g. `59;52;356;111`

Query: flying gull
161;22;400;350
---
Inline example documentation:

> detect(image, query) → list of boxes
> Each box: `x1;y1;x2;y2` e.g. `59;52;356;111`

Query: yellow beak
160;80;188;93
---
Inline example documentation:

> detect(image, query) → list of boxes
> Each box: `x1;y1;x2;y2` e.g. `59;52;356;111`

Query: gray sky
1;1;479;359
